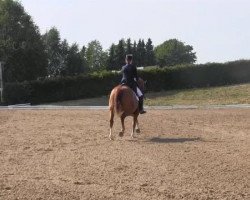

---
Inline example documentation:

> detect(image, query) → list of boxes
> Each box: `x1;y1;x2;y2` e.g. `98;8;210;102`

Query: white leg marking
109;128;114;140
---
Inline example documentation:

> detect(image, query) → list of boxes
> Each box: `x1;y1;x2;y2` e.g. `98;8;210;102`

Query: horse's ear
144;80;147;84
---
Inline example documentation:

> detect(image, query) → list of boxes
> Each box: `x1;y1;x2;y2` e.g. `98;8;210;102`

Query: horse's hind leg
119;115;125;137
109;110;114;140
131;115;138;138
136;119;140;133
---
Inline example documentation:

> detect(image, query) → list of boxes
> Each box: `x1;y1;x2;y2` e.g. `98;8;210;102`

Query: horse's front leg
119;115;125;137
109;110;114;140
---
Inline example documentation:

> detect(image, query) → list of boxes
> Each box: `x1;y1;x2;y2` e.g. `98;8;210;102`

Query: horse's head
137;77;147;94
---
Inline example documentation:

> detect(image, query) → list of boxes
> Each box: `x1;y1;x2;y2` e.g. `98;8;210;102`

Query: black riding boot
139;97;146;114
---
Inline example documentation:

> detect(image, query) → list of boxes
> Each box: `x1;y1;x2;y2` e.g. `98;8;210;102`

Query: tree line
0;0;197;82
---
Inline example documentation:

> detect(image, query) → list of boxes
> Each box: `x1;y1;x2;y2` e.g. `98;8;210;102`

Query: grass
145;83;250;106
47;83;250;106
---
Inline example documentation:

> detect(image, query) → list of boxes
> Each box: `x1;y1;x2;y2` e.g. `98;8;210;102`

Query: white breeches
136;87;143;97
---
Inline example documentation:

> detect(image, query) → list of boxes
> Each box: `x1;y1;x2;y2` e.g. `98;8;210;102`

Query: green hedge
140;60;250;91
3;81;32;105
3;60;250;105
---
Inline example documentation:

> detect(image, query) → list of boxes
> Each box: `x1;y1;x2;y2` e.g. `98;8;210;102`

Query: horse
108;78;145;140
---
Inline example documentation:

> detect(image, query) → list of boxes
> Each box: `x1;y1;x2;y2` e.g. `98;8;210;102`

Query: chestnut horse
109;78;145;140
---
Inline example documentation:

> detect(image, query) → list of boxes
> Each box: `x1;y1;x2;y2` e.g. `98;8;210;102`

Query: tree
42;27;64;76
79;45;88;72
132;41;138;66
125;38;132;55
154;39;197;67
60;39;69;74
107;43;117;70
116;39;126;68
137;39;146;66
43;28;88;76
0;0;47;82
86;40;106;70
64;43;84;76
106;39;131;71
140;39;146;66
145;38;155;66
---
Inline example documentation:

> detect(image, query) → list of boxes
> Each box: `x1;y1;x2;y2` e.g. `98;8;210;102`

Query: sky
20;0;250;64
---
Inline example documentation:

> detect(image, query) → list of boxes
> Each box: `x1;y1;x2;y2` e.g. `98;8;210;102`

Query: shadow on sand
148;137;201;144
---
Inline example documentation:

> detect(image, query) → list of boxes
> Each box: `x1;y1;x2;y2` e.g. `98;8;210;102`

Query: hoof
109;136;114;141
119;131;124;137
136;128;141;133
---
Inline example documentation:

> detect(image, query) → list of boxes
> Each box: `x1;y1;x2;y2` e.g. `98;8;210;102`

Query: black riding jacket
120;64;138;91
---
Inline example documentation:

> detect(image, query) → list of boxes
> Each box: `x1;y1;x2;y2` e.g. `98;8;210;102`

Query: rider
120;54;146;114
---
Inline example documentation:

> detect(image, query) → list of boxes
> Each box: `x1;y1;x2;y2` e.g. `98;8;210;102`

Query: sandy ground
0;109;249;200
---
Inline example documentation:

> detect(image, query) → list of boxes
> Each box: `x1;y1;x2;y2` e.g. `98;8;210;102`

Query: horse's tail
114;87;124;116
109;86;124;116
